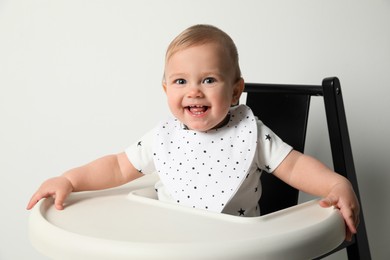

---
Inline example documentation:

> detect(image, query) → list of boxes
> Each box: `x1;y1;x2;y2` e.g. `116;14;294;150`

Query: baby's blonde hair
165;24;242;82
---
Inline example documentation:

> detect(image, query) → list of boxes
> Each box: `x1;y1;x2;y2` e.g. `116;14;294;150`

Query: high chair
29;77;370;259
245;77;371;259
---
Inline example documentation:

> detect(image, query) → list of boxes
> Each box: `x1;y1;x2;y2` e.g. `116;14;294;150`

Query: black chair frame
244;77;371;259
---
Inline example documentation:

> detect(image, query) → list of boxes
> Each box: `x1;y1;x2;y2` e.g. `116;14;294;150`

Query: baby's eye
174;79;187;85
202;77;216;84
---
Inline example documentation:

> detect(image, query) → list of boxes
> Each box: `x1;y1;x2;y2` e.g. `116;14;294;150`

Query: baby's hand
26;176;74;210
319;182;360;241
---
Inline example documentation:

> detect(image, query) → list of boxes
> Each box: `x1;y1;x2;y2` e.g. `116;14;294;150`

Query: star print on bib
153;105;257;212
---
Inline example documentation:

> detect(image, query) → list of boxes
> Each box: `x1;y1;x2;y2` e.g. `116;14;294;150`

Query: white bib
153;105;257;212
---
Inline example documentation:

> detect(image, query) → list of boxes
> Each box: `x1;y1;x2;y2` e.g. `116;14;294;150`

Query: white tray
29;174;345;260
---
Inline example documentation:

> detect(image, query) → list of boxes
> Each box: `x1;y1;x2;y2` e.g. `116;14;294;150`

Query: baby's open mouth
186;105;209;115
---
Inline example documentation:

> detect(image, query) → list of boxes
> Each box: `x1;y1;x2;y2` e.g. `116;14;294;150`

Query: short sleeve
255;119;293;173
125;128;156;174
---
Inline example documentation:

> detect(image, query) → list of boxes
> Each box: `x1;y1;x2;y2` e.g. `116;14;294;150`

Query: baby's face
163;43;243;132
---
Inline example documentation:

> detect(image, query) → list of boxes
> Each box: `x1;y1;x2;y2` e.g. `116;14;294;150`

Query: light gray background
1;0;389;259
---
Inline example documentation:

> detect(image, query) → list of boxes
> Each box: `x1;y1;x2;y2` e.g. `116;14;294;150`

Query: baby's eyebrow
199;70;226;78
166;73;187;80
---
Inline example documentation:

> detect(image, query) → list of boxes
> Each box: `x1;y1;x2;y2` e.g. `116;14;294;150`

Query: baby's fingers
319;196;338;208
340;208;358;241
26;176;73;210
26;191;54;210
53;191;69;210
26;196;39;210
318;196;358;241
342;208;359;236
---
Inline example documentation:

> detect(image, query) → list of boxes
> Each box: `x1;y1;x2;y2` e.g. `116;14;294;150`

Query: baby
27;24;359;241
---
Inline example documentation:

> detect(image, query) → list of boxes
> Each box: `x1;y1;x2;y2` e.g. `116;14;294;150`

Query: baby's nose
187;86;204;98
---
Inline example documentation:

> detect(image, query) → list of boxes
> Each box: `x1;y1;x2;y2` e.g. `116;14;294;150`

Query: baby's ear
162;83;167;93
232;78;245;105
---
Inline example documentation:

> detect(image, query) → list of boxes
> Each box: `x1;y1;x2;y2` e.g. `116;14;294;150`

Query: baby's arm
26;152;143;210
273;150;360;241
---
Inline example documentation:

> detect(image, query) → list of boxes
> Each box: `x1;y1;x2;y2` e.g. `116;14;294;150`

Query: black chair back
244;77;371;259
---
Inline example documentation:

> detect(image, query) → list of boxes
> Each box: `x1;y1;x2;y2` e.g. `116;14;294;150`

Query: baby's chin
185;120;228;132
184;115;230;132
186;125;212;132
184;122;217;132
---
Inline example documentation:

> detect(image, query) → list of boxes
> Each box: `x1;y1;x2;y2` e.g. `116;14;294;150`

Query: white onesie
125;105;292;217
